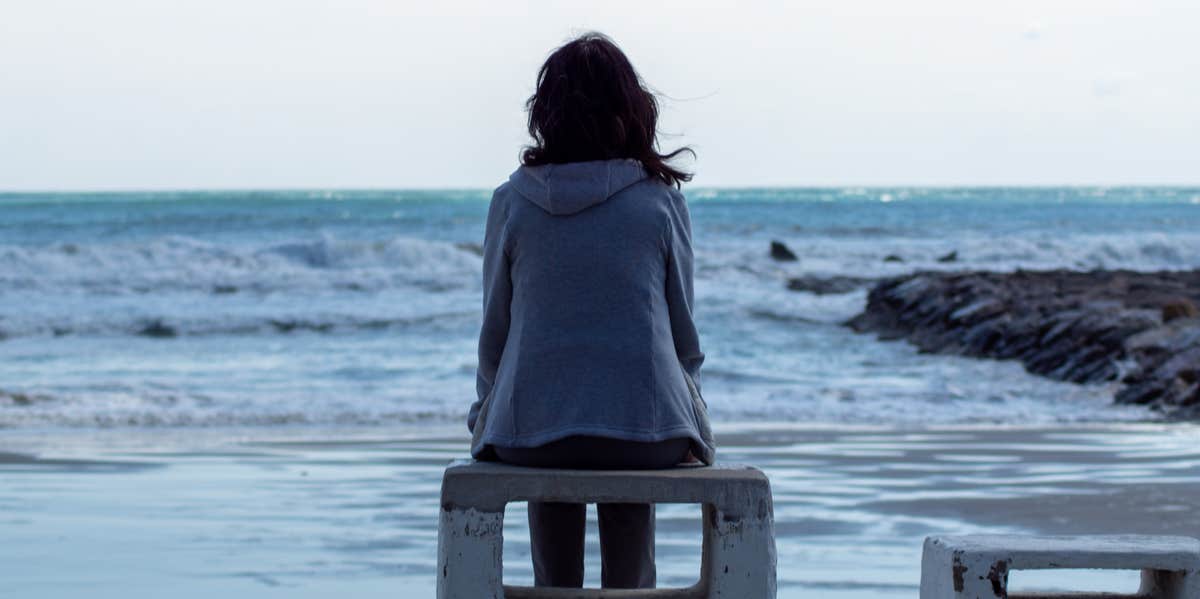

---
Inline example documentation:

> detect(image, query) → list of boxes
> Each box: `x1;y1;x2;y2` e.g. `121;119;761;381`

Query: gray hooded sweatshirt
469;158;715;465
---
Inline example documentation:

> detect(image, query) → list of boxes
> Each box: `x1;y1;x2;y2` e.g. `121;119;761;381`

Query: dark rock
213;285;238;294
1;389;54;406
268;319;335;334
770;241;798;262
883;254;905;263
948;299;1006;325
786;275;872;295
937;250;959;263
846;268;1200;418
1163;297;1199;322
963;317;1007;355
137;320;177;338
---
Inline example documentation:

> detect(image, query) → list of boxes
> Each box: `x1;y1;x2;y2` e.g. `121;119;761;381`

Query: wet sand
1;423;1198;598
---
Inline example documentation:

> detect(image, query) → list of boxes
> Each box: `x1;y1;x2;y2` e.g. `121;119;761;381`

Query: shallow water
3;424;1198;598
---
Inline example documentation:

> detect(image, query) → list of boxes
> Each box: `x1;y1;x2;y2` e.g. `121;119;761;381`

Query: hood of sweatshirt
508;158;649;216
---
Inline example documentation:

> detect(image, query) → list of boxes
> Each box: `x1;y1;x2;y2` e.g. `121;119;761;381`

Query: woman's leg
598;502;655;588
494;436;692;589
580;436;688;589
527;502;586;587
494;444;587;587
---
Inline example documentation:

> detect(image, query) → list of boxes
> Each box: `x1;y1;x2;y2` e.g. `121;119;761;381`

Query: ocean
3;187;1198;428
3;187;1200;597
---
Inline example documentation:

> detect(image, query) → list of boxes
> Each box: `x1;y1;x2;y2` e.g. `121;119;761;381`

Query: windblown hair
521;32;694;188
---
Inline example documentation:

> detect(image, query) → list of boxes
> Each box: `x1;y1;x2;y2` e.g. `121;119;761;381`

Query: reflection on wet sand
1;424;1197;598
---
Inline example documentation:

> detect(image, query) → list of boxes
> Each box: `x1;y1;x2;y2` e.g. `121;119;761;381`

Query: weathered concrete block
436;460;777;599
920;534;1200;598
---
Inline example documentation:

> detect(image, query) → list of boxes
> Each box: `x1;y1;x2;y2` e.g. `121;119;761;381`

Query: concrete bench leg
1142;568;1200;598
920;542;1011;599
437;505;505;599
701;501;776;599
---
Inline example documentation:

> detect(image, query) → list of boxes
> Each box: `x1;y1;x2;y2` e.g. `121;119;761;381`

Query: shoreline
0;418;1184;453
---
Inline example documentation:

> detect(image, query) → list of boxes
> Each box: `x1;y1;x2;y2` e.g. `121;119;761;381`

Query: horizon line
3;183;1200;195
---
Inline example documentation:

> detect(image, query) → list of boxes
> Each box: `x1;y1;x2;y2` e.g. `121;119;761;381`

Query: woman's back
470;158;713;463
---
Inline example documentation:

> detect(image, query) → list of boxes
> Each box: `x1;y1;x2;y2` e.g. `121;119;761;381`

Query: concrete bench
920;535;1200;598
436;459;776;598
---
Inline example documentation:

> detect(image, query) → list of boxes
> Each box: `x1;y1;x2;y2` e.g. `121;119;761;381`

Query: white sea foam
700;231;1200;286
2;228;1195;307
0;234;483;296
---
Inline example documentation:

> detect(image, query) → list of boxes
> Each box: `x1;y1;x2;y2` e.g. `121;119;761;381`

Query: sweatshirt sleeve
665;190;706;397
469;189;512;433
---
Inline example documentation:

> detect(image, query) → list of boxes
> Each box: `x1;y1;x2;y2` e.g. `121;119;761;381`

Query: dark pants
494;435;692;589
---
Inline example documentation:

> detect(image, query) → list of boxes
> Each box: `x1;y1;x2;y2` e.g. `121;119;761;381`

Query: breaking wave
0;234;483;295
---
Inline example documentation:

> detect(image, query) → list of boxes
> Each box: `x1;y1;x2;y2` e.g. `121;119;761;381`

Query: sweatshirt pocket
679;364;713;443
469;389;495;451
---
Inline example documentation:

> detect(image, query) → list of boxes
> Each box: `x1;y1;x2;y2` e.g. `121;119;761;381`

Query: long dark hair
521;32;693;188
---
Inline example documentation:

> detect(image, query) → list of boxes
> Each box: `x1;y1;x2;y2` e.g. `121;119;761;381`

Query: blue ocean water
2;187;1199;429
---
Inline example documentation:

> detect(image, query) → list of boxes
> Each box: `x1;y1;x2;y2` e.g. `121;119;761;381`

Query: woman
468;32;715;590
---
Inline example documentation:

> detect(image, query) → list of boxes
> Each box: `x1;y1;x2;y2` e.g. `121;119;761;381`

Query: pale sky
2;0;1198;190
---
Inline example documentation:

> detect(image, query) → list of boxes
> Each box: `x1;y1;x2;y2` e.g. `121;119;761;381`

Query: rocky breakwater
846;269;1200;418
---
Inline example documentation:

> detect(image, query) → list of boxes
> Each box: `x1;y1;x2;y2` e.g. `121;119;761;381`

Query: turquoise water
3;187;1198;428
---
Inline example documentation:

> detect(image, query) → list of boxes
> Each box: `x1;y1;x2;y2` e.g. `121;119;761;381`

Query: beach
4;423;1199;598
